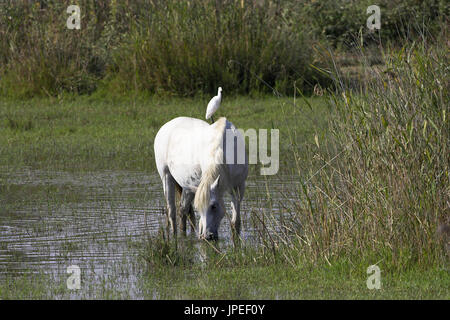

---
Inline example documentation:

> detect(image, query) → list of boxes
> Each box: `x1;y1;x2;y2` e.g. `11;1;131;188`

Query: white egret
205;87;222;123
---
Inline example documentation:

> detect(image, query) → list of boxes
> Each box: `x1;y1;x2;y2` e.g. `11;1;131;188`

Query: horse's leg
163;172;177;236
188;203;196;233
230;182;245;240
198;213;204;238
230;198;240;240
179;189;195;235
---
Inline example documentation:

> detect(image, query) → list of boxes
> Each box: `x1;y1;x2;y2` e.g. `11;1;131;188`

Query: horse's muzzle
203;231;218;241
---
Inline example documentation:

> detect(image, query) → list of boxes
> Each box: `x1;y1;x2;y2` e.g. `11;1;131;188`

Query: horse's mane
194;117;228;212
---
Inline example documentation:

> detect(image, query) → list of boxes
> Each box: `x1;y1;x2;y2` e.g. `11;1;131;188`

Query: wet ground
0;168;299;298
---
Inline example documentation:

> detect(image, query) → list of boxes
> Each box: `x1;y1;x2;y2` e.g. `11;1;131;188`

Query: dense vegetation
0;0;447;97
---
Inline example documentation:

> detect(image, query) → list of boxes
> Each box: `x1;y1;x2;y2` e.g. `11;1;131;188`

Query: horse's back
154;116;248;192
155;117;208;140
154;117;209;181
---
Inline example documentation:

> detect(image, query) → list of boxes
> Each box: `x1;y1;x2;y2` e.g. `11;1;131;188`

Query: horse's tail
194;117;227;212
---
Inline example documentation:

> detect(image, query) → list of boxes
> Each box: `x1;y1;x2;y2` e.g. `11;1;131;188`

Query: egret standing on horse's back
206;87;222;123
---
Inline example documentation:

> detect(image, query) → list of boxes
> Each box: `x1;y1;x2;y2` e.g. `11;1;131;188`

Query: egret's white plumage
205;87;222;122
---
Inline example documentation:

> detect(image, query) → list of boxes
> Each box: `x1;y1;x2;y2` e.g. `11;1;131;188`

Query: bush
0;0;320;97
304;0;448;47
0;1;446;98
0;0;115;97
100;0;319;96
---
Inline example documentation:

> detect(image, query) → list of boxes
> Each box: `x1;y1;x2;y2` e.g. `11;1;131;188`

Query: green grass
0;94;329;171
135;217;448;300
1;1;446;98
0;0;319;98
142;263;449;300
1;250;447;299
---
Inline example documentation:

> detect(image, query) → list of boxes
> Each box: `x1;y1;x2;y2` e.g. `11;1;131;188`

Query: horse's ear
211;175;220;190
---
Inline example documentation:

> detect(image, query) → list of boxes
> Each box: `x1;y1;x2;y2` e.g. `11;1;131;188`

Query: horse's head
198;176;225;241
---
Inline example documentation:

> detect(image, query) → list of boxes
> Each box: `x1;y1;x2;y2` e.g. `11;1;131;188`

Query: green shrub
0;1;446;98
0;0;116;97
0;0;320;97
304;0;448;47
100;0;318;96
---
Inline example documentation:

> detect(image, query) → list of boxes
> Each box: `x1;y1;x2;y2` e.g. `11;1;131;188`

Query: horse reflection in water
154;117;248;241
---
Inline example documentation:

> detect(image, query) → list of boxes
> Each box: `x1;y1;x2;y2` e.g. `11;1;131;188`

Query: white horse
154;117;248;240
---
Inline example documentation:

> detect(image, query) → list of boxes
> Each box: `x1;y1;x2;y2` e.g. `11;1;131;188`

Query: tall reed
252;36;449;270
0;0;319;98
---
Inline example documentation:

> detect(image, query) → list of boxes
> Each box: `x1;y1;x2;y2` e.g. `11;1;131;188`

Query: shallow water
0;168;300;298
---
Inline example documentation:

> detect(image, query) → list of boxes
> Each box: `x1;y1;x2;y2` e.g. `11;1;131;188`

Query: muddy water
0;168;299;298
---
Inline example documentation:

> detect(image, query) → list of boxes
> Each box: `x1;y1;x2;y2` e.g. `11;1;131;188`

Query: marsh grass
246;37;449;272
0;0;324;98
138;224;449;299
0;95;328;171
139;228;197;269
1;1;446;98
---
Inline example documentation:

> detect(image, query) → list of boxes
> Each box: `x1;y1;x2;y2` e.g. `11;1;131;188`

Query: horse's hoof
205;232;218;241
